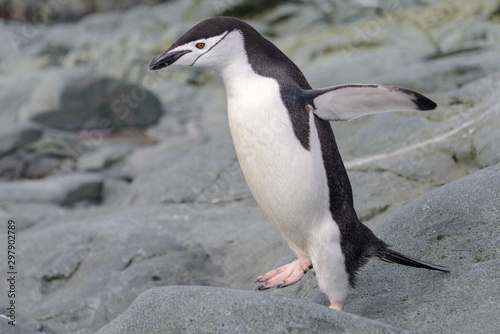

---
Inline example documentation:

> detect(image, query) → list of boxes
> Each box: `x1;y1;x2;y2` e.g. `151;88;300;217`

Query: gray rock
0;194;289;333
474;122;500;168
0;148;70;180
125;141;251;206
0;310;53;334
349;170;433;227
334;113;447;158
96;286;408;334
0;74;42;124
473;96;500;168
144;69;231;140
0;173;103;205
0;202;66;231
0;152;26;179
77;145;133;171
156;202;289;289
0;123;42;157
0;207;223;334
0;0;221;23
267;163;500;334
101;178;132;206
346;163;500;333
334;70;500;226
0;2;499;334
19;69;162;131
122;135;209;174
0;127;80;180
22;151;65;179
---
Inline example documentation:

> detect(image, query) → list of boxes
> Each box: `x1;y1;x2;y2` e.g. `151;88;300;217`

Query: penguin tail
379;249;450;273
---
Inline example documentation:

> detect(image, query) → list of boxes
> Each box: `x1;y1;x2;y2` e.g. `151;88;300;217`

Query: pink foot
255;257;312;290
329;301;344;311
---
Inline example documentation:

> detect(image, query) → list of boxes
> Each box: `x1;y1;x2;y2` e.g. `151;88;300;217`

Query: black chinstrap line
191;30;230;66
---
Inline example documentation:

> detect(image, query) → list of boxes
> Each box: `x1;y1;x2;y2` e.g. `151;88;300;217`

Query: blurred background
1;0;499;185
0;0;499;333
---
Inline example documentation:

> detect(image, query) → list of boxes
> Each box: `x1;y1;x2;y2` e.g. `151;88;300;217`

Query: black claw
254;283;266;291
275;281;285;289
255;275;264;283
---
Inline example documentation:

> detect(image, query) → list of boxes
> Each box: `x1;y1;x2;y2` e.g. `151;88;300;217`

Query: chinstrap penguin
150;17;449;311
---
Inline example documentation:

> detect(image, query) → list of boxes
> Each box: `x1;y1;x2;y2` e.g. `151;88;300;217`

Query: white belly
226;75;331;252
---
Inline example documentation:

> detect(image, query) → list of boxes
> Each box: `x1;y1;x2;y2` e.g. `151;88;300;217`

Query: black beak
149;49;192;70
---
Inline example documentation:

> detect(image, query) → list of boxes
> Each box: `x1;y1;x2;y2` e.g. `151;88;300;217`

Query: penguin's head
149;17;257;72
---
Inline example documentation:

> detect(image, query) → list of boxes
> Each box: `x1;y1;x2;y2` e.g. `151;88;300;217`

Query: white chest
222;70;331;247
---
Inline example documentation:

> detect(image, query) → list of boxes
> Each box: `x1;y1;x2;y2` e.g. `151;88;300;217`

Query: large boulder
0;208;222;334
346;163;500;333
19;69;162;131
96;286;408;334
0;194;287;333
268;163;500;334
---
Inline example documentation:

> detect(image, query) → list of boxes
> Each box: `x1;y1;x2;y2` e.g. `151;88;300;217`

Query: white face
164;31;229;67
150;30;247;73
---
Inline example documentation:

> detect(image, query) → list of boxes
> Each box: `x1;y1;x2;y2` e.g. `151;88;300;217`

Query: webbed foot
255;257;312;290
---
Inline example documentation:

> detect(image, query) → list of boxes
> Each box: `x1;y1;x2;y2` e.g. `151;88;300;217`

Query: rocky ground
0;0;499;333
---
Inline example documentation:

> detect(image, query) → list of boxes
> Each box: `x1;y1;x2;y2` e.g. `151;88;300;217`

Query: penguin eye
196;42;205;49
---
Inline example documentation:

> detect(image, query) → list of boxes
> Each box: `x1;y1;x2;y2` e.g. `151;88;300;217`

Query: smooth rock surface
122;134;210;174
267;163;500;334
0;208;223;334
0;202;66;230
0;199;290;334
347;163;500;333
125;141;250;206
96;286;409;334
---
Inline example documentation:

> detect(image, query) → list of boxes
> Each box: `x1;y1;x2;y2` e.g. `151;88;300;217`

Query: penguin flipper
305;84;436;122
380;249;450;273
